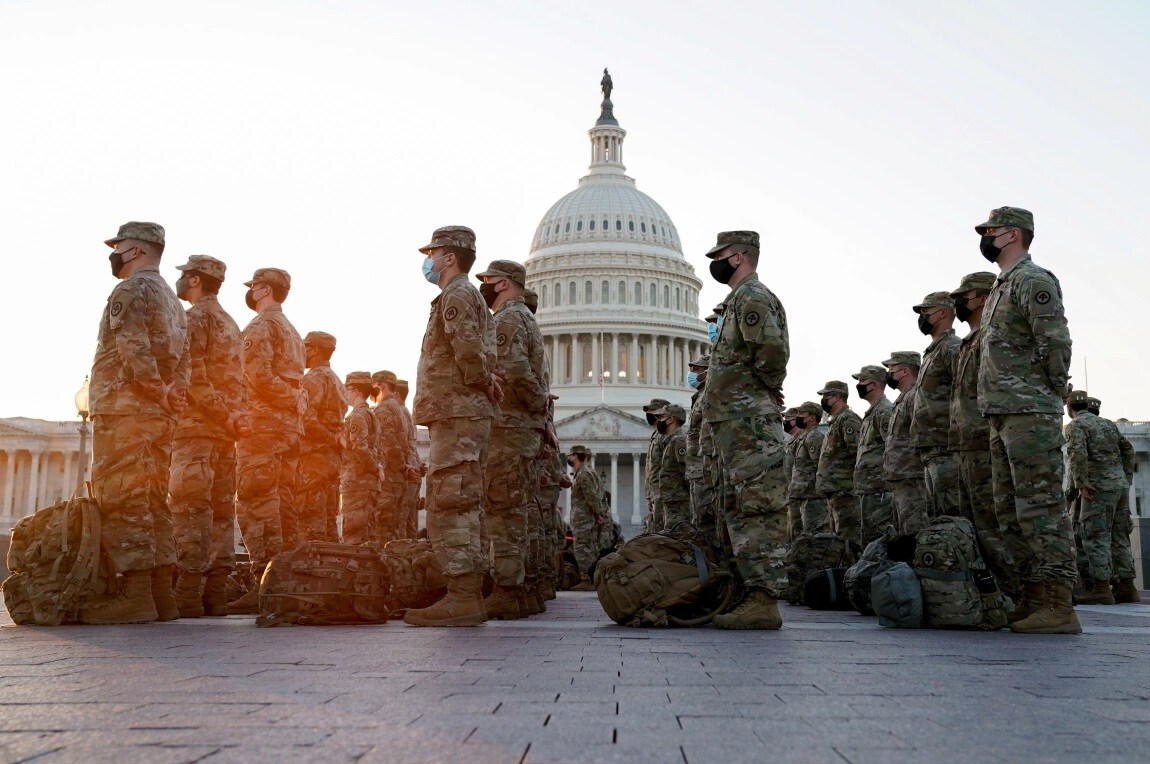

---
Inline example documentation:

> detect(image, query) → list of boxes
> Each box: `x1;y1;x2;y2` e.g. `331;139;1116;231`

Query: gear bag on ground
783;532;861;605
913;516;1009;631
256;541;391;626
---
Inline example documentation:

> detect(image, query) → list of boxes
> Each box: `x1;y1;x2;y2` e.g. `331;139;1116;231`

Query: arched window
554;224;560;235
602;219;608;231
542;284;549;308
584;281;592;303
663;285;670;308
634;281;642;304
582;342;592;379
640;222;647;233
649;283;656;305
553;282;560;306
565;222;570;233
616;220;622;231
618;345;629;379
601;280;610;303
637;345;646;380
618;281;626;304
569;282;576;304
576;220;583;232
628;221;635;232
675;287;681;311
589;219;596;231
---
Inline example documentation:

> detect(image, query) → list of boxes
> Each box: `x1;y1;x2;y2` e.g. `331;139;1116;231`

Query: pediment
555;405;651;441
0;419;37;437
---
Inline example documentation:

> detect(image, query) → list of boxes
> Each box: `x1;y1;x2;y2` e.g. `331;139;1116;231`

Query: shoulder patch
845;426;855;435
497;332;508;346
745;311;760;326
243;338;253;350
1035;290;1051;305
110;301;123;318
444;305;459;322
678;446;686;457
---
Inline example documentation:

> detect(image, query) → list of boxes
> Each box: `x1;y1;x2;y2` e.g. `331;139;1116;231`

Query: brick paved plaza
2;592;1149;763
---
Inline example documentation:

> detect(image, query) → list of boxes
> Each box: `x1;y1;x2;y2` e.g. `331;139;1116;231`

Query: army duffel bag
380;538;448;614
803;567;853;610
783;532;862;605
913;516;1008;631
256;541;391;627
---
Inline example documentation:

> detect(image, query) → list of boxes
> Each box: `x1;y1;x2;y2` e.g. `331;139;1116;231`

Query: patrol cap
705;313;719;324
522;288;538;313
817;380;849;397
784;407;799;417
419;225;476;254
798;401;823;419
105;221;165;249
663;403;687;423
852;365;887;384
705;230;759;258
396;379;410;395
913;291;955;314
174;254;226;281
244;267;291;291
569;444;592;458
688;353;710;370
643;398;671;412
1086;396;1101;412
949;272;997;297
303;331;336;351
1066;389;1089;405
883;351;922;369
475;259;526;286
975;206;1034;235
345;371;375;388
372;370;398;387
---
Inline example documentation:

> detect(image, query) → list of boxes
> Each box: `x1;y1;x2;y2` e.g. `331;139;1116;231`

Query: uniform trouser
1078;487;1136;582
296;447;339;542
663;500;692;530
786;500;802;542
92;413;176;573
376;480;407;545
858;491;894;548
426;416;491;579
827;492;861;546
695;459;721;542
711;414;788;596
571;507;604;580
957;448;1020;595
920;449;961;520
800;497;830;534
988;413;1076;586
169;435;237;574
236;430;299;567
340;473;379;545
485;427;540;587
405;480;420;538
890;477;929;535
538;486;561;583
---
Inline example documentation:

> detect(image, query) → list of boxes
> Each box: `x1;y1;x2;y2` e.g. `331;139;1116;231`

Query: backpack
844;527;900;615
871;562;923;628
256;541;392;627
594;528;735;627
3;495;110;626
381;538;448;613
804;567;852;610
913;516;1008;631
783;532;861;605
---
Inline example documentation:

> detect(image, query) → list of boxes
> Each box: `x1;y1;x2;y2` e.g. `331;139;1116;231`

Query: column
25;450;41;515
38;450;51;507
630;453;643;524
610;333;619;384
62;450;74;499
574;334;584;383
629;334;638;384
609;452;619;522
647;336;656;384
2;450;15;517
591;333;600;383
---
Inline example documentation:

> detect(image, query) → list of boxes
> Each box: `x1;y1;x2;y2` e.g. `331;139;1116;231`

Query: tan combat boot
484;584;522;620
1008;581;1046;625
713;589;783;631
80;570;158;625
571;578;596;592
1113;578;1141;604
1077;578;1116;606
530;580;547;614
404;573;486;627
1011;582;1082;634
173;572;205;618
202;569;230;616
223;586;261;615
151;565;180;622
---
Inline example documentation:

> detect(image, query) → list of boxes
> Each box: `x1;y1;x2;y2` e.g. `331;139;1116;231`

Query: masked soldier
910;291;962;520
299;331;345;542
568;445;609;590
816;380;862;548
851;365;893;547
372;370;416;544
788;401;829;535
882;351;927;535
643;397;671;531
654;404;691;529
341;372;381;545
686;355;717;539
395;379;425;538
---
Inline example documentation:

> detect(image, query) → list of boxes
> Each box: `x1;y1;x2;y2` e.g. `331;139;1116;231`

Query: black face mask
479;283;499;309
568;460;576;469
917;313;934;335
954;297;973;323
108;248;131;277
656;420;669;435
885;373;898;390
820;397;834;414
795;417;808;430
709;256;738;285
980;232;1006;263
645;412;658;426
245;288;259;311
783;420;795;434
856;383;871;399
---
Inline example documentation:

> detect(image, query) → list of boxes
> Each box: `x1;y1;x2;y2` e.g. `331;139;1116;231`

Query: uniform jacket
910;329;960;449
1066;411;1135;491
854;396;893;495
241;304;305;434
817;407;861;497
491;298;548;429
175;295;243;440
657;427;690;508
950;329;990;451
301;363;346;455
787;425;826;500
884;388;921;482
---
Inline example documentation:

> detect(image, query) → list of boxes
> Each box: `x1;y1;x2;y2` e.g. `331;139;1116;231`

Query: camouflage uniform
643;397;670;530
340;382;381;545
570;450;608;579
702;267;790;597
977;215;1074;588
686;380;715;535
299;335;345;542
534;440;565;591
396;384;422;538
237;269;305;569
372;372;410;544
414;265;497;580
910;299;962;520
788;405;829;534
1066;409;1136;583
782;409;801;540
851;367;894;547
815;384;862;546
91;256;189;574
656;406;691;529
170;265;244;576
883;352;928;535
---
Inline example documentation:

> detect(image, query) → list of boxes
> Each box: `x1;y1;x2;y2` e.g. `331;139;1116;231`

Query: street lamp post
74;376;91;493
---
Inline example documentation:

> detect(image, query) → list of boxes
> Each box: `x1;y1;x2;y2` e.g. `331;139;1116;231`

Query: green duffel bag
871;562;923;629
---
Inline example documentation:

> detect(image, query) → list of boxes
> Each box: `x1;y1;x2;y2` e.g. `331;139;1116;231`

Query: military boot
404;574;486;627
712;589;783;631
1008;581;1046;624
1077;578;1116;605
542;577;557;601
516;586;532;617
173;572;205;618
1113;578;1141;604
151;565;180;622
223;586;261;615
530;580;547;614
80;570;157;625
202;569;230;616
571;578;596;592
483;584;522;620
1011;582;1082;634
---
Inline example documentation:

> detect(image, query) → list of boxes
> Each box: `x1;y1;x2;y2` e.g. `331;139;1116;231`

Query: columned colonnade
0;447;89;526
544;332;706;387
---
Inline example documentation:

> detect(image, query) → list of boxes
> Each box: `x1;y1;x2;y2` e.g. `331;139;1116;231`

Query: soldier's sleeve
174;307;191;393
1065;422;1089;487
814;431;832;495
378;404;407;472
843;414;860;451
496;314;548;413
1019;275;1072;398
345;410;376;473
186;311;228;425
1119;433;1136;482
740;294;790;392
109;284;166;395
243;320;296;407
877;406;893;439
441;290;492;388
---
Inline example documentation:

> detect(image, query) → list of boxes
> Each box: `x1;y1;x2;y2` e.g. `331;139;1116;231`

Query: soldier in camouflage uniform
949;272;1020;600
82;222;190;625
882;351;928;535
404;226;500;628
702;231;789;630
1065;390;1137;604
169;255;246;618
789;401;829;534
340;372;382;545
975;206;1078;634
782;407;801;541
225;267;306;615
851;365;894;547
395;379;425;538
654;404;691;529
815;381;862;548
643;397;671;531
686;355;718;539
568;445;609;590
910;292;962;520
476;260;549;618
372;370;416;544
298;332;345;542
1086;396;1138;603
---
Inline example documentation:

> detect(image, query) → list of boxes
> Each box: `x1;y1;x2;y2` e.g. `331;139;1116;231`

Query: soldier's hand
296;390;308;415
559;473;573;489
406;466;422;481
419;462;428;477
226;412;252;439
1079;484;1096;501
543;425;559;450
162;384;187;415
774;388;785;407
486;373;504;403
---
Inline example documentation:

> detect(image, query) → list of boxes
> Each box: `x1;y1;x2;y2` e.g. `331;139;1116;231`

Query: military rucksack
380;538;448;613
256;541;392;627
783;532;862;605
871;562;923;628
594;528;736;628
844;527;899;615
803;567;852;610
3;494;110;626
913;516;1008;631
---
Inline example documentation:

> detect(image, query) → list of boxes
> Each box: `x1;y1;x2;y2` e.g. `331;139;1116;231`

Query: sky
2;0;1148;422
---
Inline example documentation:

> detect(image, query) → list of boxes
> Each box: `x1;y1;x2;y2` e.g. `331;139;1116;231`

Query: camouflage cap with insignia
798;401;823;419
912;291;956;314
396;379;409;393
419;225;476;254
784;407;799;417
705;230;759;258
974;206;1034;235
883;351;922;369
643;397;671;412
568;444;592;458
522;288;538;312
705;313;719;324
244;267;291;291
1066;389;1089;405
104;221;166;249
345;371;375;388
303;331;336;351
663;403;687;422
689;353;710;370
175;254;226;281
817;380;850;396
475;259;526;287
851;365;887;384
949;272;997;297
372;370;398;387
1086;396;1101;412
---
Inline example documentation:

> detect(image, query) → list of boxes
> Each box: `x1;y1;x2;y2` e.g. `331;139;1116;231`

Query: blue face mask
422;256;441;284
687;371;700;389
707;322;719;344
